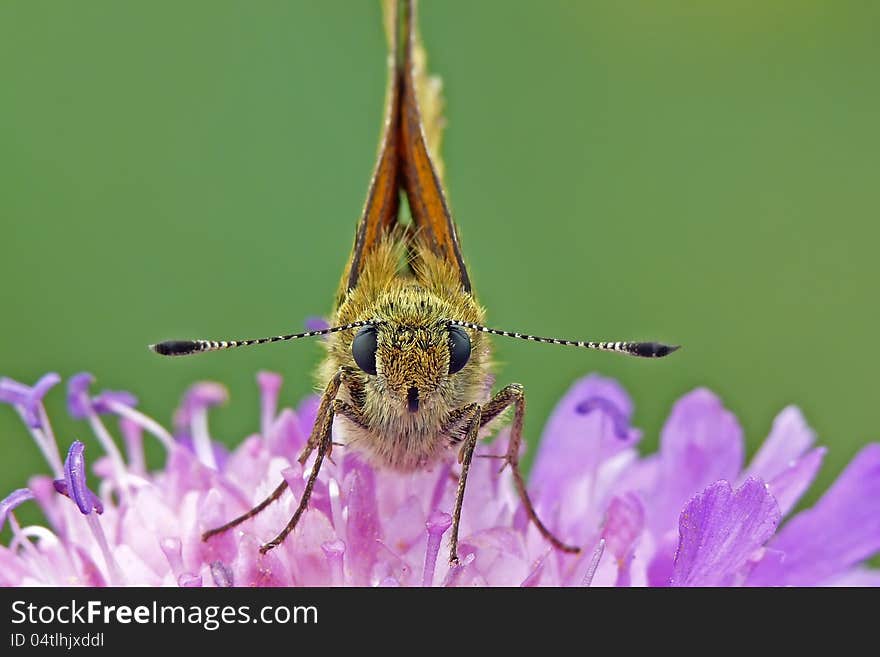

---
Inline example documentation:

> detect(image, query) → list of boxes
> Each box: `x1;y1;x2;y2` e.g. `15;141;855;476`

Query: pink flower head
1;371;878;586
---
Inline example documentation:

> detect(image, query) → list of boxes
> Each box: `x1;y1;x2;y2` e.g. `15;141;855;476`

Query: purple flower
1;371;877;586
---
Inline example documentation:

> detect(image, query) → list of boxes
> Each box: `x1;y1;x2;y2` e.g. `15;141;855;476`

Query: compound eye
448;326;471;374
352;325;378;375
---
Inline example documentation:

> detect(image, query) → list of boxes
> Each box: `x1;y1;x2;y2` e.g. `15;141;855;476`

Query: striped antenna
149;321;374;357
447;320;680;359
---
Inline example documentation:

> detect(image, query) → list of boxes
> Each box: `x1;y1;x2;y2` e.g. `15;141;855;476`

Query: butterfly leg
201;369;344;545
448;403;482;565
257;370;347;553
480;383;580;554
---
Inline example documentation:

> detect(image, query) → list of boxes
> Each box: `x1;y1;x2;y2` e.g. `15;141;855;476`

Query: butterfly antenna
149;321;373;357
447;321;680;358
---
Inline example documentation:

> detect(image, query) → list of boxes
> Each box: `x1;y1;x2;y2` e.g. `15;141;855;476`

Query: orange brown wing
399;0;471;292
341;0;470;300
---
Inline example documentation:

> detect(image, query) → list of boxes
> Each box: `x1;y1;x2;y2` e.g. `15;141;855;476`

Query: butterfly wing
399;0;472;292
340;0;471;304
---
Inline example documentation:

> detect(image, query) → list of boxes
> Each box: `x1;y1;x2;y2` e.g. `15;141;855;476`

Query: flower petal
531;374;638;509
602;493;644;559
766;447;826;516
748;443;880;586
746;406;815;482
293;396;321;450
265;409;308;458
601;493;645;586
823;568;880;587
652;389;744;532
670;478;781;587
344;460;381;586
232;534;290;587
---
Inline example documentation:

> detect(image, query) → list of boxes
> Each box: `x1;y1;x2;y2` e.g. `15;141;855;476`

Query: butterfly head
339;288;487;416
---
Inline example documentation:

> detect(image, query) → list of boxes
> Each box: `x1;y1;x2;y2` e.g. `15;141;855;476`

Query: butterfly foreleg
480;383;581;555
202;369;346;549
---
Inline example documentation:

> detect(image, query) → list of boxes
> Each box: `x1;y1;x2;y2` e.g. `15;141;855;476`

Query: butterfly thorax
319;236;491;471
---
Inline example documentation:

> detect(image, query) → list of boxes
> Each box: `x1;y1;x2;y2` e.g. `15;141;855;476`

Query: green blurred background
2;1;879;534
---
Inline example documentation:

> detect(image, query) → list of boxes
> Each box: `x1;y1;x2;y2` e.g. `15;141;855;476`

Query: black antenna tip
634;342;681;358
150;340;199;357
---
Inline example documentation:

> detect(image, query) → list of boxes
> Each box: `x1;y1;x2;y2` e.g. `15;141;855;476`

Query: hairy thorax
318;236;492;472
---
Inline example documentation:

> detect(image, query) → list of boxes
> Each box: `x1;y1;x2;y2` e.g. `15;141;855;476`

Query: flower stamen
1;374;65;476
67;374;130;498
322;539;346;587
160;537;202;587
53;441;124;585
422;511;453;587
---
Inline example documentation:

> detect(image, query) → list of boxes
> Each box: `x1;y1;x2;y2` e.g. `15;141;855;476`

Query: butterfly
151;0;678;564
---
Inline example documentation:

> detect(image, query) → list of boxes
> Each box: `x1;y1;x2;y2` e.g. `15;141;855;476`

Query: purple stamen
119;417;145;475
66;374;128;491
422;510;453;587
27;373;61;428
52;478;104;516
175;382;228;428
0;373;60;429
51;441;122;583
322;539;346;587
1;374;64;475
575;397;630;440
0;377;28;404
85;513;124;585
92;390;138;415
105;402;174;451
175;383;228;469
55;441;103;515
35;408;64;478
67;373;96;420
1;488;34;532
